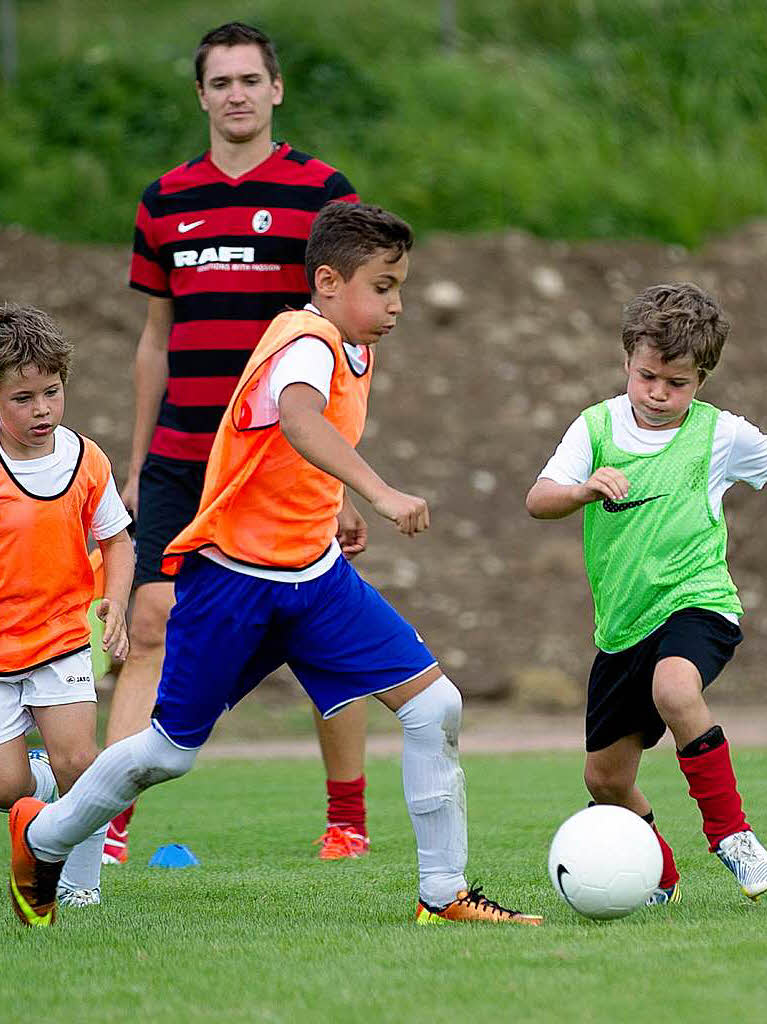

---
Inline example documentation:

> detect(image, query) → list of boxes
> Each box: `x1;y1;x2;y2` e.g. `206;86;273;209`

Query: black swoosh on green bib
602;494;668;513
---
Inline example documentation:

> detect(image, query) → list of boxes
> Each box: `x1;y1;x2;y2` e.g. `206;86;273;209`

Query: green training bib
582;399;741;651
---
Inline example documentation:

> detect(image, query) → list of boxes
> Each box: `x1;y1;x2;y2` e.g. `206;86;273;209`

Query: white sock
59;824;108;892
28;726;197;862
396;674;468;908
28;754;57;803
28;751;106;891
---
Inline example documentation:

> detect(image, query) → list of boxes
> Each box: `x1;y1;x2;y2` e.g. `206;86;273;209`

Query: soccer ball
548;805;662;920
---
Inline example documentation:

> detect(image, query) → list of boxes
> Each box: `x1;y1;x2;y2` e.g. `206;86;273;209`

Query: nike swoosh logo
602;493;668;513
178;219;205;234
556;864;576;908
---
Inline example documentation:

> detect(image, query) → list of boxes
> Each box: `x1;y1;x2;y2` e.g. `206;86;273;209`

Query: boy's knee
652;660;703;720
397;675;463;743
433;676;463;742
653;681;698;724
0;780;29;811
398;676;465;815
129;592;172;654
52;748;99;793
126;727;197;788
584;762;632;803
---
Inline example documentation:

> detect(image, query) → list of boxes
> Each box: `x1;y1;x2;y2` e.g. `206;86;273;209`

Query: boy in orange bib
8;204;541;927
0;304;133;920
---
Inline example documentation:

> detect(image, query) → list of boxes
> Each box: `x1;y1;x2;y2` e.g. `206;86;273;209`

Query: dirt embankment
3;221;767;711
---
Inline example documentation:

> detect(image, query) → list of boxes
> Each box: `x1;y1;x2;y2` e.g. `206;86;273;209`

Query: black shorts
585;607;743;753
134;454;207;587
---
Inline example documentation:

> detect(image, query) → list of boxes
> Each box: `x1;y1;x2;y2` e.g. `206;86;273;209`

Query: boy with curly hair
0;304;133;916
527;282;767;905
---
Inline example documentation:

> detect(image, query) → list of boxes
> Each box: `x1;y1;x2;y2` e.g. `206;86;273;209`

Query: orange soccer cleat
8;798;64;927
416;884;543;926
313;825;370;860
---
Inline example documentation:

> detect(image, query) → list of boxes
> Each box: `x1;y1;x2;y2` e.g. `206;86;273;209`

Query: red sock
111;801;136;833
652;823;680;888
677;739;749;851
326;776;367;836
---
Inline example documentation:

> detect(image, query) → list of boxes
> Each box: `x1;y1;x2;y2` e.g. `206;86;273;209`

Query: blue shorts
152;554;437;748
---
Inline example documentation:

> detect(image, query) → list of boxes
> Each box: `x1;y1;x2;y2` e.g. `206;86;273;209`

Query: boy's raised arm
279;383;429;536
526;468;631;519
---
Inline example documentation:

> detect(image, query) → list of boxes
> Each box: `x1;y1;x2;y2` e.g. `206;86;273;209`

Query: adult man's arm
121;296;173;515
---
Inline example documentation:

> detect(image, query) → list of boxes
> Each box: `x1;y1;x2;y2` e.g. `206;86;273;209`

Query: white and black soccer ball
548;804;662;920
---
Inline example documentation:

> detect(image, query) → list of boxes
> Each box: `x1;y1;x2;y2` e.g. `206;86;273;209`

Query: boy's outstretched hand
578;467;631;504
527;468;632;519
97;599;129;662
372;486;430;536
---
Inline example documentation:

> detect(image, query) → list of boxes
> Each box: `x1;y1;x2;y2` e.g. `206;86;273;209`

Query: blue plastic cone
148;843;200;868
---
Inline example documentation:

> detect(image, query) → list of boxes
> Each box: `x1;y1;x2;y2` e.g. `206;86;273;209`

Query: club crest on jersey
252;210;273;234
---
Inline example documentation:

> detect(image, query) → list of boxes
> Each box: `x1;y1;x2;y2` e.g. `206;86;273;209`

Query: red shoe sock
652;823;680;888
110;801;136;834
642;811;680;888
326;775;367;836
677;735;749;851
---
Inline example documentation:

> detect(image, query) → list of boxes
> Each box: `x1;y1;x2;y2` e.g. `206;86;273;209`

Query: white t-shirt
538;394;767;519
2;426;131;540
202;305;369;582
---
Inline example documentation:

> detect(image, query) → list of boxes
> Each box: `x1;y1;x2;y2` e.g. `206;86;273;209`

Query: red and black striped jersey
130;143;357;462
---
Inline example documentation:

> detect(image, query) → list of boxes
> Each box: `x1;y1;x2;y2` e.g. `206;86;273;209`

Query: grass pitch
2;748;766;1023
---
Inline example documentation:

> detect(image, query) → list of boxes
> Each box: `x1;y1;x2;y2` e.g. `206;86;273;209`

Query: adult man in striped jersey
104;22;369;864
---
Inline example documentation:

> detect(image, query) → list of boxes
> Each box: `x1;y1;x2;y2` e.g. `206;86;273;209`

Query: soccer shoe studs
57;886;102;908
8;797;64;927
314;825;370;860
416;884;543;926
716;830;767;900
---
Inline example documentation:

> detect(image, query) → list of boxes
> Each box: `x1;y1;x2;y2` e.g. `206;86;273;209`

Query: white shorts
0;650;97;745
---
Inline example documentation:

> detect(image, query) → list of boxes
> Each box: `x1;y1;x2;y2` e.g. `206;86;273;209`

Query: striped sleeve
130;183;171;297
324;171;358;203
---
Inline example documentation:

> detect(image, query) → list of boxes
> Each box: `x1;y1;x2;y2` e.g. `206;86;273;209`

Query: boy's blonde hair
622;283;730;382
0;303;73;385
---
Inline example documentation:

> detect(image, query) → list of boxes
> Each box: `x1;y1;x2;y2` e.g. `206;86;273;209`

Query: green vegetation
1;1;767;245
2;749;766;1022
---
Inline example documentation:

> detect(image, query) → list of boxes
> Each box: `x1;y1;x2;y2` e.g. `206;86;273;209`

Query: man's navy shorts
586;607;743;752
134;454;207;587
151;554;438;748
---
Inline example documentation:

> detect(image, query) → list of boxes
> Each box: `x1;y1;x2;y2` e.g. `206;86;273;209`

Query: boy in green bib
527;282;767;905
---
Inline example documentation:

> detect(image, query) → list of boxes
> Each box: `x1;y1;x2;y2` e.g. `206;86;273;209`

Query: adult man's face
197;44;284;146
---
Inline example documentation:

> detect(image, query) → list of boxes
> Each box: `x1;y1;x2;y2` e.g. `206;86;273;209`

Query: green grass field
2;748;766;1023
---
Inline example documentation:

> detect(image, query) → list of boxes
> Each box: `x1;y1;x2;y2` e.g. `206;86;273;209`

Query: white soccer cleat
57;886;101;908
645;882;681;907
716;830;767;900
